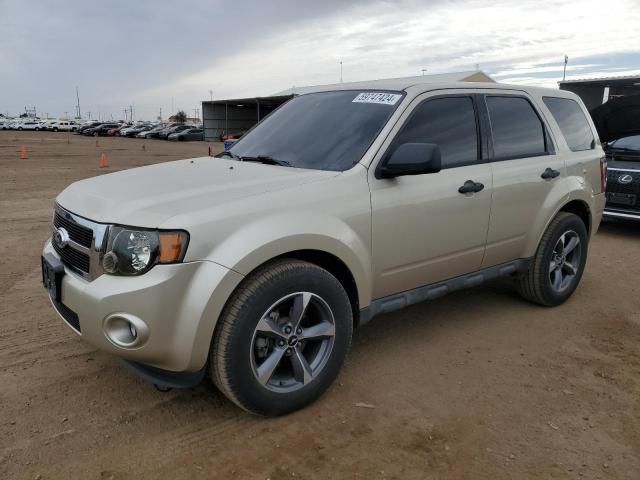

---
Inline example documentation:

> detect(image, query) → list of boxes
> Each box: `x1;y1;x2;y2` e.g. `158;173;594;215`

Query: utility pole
75;86;81;119
340;61;343;83
563;55;569;82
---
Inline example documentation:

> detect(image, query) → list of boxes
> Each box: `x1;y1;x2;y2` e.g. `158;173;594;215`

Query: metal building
202;70;494;142
560;75;640;111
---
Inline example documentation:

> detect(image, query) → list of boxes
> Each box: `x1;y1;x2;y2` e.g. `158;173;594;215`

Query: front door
369;93;492;299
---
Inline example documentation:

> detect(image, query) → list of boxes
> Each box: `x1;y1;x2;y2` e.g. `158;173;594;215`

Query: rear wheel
518;212;588;306
211;259;353;416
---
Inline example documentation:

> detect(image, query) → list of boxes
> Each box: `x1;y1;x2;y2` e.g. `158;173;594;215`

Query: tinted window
228;90;403;171
486;96;547;159
543;97;594;151
391;96;478;168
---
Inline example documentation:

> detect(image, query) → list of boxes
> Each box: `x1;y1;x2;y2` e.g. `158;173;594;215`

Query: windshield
610;135;640;152
225;90;404;171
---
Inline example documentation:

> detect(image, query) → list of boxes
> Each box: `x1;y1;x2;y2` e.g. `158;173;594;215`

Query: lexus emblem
54;227;70;249
618;174;633;185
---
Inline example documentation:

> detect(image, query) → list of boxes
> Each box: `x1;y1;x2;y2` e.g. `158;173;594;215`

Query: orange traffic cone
99;153;108;168
208;145;211;156
95;139;99;148
20;146;28;159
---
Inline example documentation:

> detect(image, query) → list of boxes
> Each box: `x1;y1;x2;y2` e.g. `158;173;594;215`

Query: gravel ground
1;131;639;479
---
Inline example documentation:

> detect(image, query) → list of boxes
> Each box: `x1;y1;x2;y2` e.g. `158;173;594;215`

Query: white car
16;120;41;130
36;120;57;131
0;120;12;130
50;121;79;132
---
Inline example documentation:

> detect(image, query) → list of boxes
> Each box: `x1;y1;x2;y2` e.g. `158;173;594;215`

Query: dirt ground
1;131;639;480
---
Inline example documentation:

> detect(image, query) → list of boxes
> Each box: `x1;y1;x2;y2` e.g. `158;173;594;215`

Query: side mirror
378;143;442;179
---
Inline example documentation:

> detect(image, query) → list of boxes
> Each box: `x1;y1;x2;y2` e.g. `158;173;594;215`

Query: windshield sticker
352;92;402;106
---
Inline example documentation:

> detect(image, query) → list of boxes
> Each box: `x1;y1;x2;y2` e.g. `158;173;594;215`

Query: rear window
543;97;594;151
486;96;547;160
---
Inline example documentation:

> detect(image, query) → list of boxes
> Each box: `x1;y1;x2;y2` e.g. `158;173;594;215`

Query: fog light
103;313;149;348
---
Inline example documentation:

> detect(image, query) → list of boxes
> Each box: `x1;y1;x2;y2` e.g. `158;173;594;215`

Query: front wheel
211;259;353;416
518;212;588;306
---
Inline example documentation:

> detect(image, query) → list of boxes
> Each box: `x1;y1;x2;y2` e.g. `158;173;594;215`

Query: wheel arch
559;199;591;235
270;249;362;327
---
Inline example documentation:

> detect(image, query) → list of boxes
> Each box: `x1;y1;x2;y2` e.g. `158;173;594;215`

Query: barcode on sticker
352;92;402;105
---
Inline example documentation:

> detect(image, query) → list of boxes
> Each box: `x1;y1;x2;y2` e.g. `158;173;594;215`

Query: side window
542;96;595;151
486;96;547;159
391;96;478;168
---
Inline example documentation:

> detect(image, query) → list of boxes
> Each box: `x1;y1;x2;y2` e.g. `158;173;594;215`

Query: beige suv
42;80;606;415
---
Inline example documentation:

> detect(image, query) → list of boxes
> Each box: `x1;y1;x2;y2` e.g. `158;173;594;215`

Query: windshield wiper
239;155;292;167
217;150;242;161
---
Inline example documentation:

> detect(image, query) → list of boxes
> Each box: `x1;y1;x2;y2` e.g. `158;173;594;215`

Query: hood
56;157;338;227
590;95;640;143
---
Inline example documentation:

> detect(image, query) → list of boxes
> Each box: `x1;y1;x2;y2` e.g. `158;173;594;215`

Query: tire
18;127;22;131
211;259;353;416
518;212;588;306
53;128;59;132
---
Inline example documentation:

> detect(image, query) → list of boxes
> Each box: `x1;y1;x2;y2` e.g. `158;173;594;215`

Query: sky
1;0;639;121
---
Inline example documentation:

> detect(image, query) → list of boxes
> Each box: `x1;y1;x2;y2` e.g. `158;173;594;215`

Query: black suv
604;135;640;221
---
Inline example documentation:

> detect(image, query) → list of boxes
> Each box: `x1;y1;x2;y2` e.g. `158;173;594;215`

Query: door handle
458;180;484;194
541;168;560;180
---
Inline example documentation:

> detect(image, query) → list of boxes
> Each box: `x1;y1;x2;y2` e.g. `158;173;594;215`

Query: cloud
1;0;639;119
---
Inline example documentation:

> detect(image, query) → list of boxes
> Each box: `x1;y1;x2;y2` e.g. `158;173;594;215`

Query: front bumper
43;239;244;373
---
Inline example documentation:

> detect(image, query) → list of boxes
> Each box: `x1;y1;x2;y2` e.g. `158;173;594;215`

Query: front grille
54;211;93;248
607;169;640;195
52;239;90;273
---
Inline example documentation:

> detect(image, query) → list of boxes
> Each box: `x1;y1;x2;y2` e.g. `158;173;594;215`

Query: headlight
102;226;189;276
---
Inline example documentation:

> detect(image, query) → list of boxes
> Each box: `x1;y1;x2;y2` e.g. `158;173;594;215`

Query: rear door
480;93;567;267
370;92;492;299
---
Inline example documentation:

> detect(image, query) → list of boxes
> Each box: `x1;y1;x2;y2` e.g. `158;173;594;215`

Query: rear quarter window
542;97;595;151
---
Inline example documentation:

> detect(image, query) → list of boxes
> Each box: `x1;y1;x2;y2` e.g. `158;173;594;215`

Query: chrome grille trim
52;204;110;281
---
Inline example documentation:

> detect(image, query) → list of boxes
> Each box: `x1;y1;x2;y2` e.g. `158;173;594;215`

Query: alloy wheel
250;292;336;393
549;230;582;292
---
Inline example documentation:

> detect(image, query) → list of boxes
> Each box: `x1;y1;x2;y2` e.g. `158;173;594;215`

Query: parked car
220;131;245;141
84;123;121;136
122;124;153;137
158;124;194;139
50;121;79;132
168;127;204;141
77;121;103;134
16;120;41;130
601;135;640;221
107;125;129;136
35;120;55;131
140;123;177;139
43;82;605;416
0;120;12;130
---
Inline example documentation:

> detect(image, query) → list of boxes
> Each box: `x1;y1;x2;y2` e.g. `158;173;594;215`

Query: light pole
340;61;343;83
563;55;569;82
209;90;213;101
421;69;427;76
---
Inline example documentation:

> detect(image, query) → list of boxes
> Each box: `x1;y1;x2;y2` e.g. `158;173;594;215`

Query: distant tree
173;110;187;123
19;113;28;118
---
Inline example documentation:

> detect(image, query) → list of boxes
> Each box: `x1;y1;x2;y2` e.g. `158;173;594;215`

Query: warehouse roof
560;74;640;87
